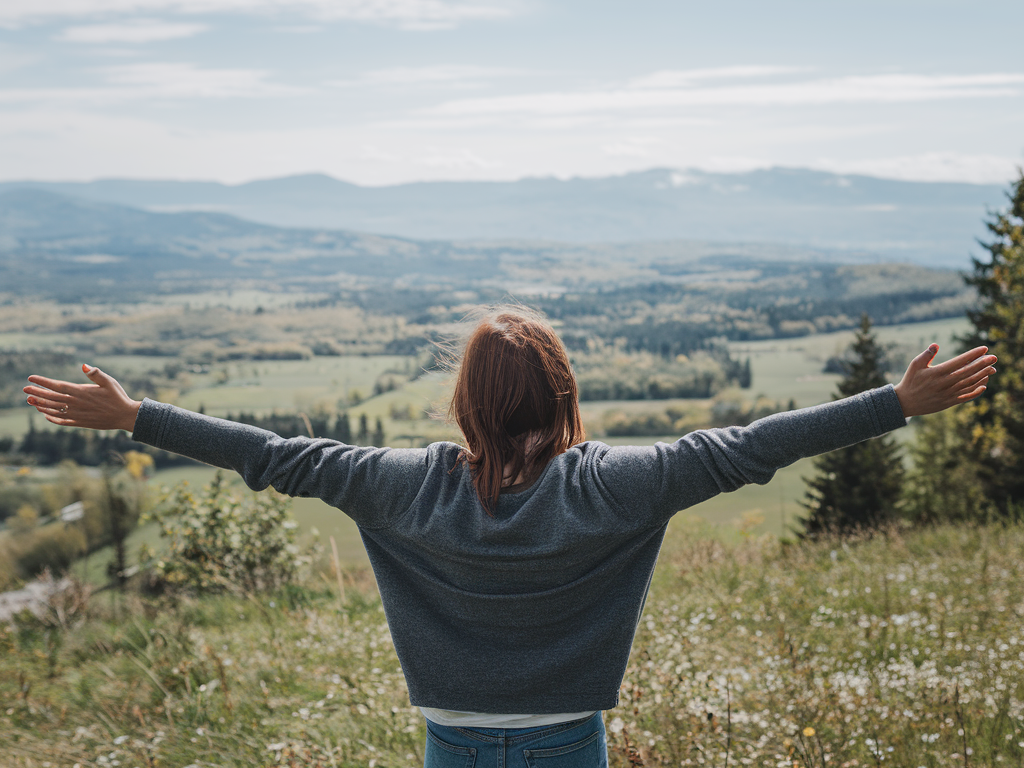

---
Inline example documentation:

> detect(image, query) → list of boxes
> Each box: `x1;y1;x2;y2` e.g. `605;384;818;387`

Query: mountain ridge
0;167;1005;267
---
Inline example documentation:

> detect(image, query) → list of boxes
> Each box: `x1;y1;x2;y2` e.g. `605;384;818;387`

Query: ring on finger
60;404;68;413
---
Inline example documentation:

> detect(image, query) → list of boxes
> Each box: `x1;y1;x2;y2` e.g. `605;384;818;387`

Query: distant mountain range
0;168;1007;267
1;186;958;301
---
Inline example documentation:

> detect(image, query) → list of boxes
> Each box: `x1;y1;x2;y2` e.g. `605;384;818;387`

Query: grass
0;407;33;439
3;520;1023;767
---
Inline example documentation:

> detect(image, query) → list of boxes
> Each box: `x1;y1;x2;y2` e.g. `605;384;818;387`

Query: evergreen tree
902;408;988;524
333;412;352;444
372;417;386;447
799;315;904;536
356;413;370;445
739;358;753;389
956;169;1024;512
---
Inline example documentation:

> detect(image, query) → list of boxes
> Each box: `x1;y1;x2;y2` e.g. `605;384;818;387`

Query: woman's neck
501;432;542;488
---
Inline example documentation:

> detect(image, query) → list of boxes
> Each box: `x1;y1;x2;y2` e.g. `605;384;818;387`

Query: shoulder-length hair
448;307;585;512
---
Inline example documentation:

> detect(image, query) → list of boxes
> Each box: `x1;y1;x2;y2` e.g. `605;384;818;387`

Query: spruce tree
372;417;386;447
333;412;352;444
799;314;904;536
956;169;1024;512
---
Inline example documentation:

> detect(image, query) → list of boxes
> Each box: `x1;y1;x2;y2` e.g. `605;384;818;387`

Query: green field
728;315;970;407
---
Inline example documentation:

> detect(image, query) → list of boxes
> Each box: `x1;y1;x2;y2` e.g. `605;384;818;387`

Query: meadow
2;520;1022;767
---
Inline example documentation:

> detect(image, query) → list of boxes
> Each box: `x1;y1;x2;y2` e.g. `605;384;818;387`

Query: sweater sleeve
594;385;908;524
131;399;429;529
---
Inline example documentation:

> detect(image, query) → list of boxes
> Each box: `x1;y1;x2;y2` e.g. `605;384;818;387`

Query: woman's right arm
24;365;428;529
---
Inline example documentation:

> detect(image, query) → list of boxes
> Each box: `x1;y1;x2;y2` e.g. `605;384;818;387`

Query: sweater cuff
868;384;909;433
132;397;174;448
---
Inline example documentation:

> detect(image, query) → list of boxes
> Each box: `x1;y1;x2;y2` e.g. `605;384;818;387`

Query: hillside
1;167;1004;267
2;187;959;301
2;522;1021;766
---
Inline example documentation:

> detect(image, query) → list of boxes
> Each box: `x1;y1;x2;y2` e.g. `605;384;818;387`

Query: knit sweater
132;384;907;713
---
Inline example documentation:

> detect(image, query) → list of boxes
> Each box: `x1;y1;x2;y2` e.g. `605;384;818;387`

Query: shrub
151;472;307;594
14;525;88;577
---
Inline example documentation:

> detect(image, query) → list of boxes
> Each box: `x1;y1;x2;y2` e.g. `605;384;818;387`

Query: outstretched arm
597;344;997;523
23;365;428;529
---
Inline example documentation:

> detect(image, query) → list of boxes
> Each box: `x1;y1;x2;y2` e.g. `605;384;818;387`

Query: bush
151;472;308;594
14;525;88;578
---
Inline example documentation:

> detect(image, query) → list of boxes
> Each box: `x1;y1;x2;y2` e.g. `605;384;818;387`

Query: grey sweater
132;385;906;713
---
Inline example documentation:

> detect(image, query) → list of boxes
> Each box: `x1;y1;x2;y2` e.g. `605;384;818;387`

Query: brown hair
448;308;585;512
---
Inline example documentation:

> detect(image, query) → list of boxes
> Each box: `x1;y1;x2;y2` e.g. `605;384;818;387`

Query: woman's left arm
596;344;997;520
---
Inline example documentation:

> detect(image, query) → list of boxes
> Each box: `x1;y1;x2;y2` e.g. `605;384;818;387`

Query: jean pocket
425;729;477;768
523;730;603;768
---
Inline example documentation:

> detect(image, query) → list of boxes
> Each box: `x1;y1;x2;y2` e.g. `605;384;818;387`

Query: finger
954;375;989;395
933;346;990;374
26;395;69;411
33;403;68;418
955;367;995;390
26;375;78;395
909;344;940;371
23;386;72;403
955;385;987;403
83;364;116;388
952;355;998;379
42;414;75;427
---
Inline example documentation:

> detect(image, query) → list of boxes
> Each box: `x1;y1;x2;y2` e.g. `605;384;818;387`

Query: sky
1;0;1022;186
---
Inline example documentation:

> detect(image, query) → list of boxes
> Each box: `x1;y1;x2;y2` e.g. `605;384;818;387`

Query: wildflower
803;727;815;737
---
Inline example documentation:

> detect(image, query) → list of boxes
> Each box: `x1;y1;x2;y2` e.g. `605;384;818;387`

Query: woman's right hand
894;344;997;418
24;364;141;432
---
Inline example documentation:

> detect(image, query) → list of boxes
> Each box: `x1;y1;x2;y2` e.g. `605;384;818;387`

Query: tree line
5;409;388;474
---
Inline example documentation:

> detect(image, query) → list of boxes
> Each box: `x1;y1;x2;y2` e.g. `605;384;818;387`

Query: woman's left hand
24;364;141;432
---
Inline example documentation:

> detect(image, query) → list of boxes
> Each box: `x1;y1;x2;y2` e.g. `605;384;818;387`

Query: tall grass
2;522;1023;767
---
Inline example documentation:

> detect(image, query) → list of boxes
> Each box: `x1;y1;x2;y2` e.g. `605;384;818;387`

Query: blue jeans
423;712;608;768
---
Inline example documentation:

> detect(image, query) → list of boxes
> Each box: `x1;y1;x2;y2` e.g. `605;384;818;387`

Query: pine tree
356;413;370;445
372;417;386;447
902;408;988;524
799;315;904;536
333;412;352;444
956;169;1024;512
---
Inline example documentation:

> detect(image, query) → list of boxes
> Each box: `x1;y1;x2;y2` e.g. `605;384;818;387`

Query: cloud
626;65;806;90
359;144;401;162
0;47;40;75
816;152;1023;185
331;64;522;88
0;0;514;31
0;61;301;102
57;18;208;43
423;72;1024;121
104;61;301;97
417;147;499;169
602;137;663;158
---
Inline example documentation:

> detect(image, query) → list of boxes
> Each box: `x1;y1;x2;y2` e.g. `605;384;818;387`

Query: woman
24;309;996;768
